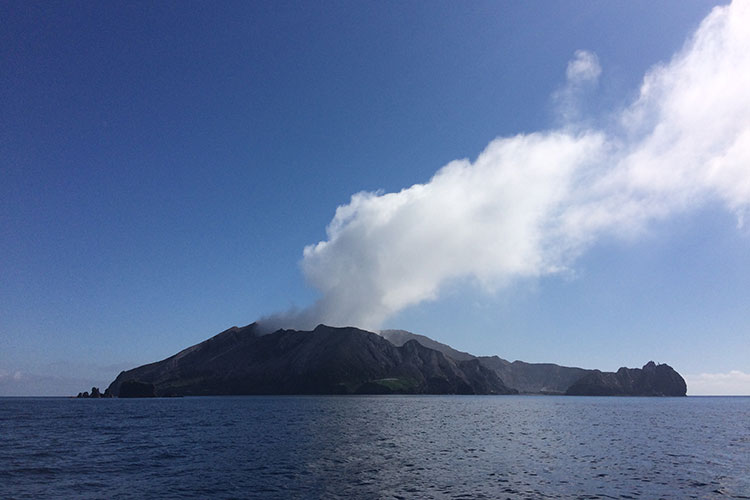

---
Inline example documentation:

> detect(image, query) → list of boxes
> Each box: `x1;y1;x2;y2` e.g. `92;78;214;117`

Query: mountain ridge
101;324;687;397
382;329;592;394
106;324;517;396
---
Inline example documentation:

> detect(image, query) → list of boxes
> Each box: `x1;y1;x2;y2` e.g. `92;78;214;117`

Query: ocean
1;395;748;499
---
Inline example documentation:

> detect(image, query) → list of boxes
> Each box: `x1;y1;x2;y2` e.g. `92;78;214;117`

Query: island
93;324;687;397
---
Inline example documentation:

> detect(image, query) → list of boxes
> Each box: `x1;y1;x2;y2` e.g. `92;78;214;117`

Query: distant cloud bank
262;0;750;333
686;370;750;395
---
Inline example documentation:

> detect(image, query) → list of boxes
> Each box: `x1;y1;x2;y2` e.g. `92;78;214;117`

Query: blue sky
2;1;748;395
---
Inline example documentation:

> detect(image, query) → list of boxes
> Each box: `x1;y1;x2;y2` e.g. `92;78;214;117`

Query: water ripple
0;395;748;499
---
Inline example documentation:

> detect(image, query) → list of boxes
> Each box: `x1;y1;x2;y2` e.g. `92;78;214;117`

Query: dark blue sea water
1;396;748;499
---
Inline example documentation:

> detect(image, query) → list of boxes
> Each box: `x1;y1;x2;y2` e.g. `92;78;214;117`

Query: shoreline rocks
76;386;113;398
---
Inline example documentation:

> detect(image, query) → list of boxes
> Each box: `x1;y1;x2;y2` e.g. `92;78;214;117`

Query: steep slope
478;357;591;394
380;329;590;394
107;325;517;396
380;330;476;361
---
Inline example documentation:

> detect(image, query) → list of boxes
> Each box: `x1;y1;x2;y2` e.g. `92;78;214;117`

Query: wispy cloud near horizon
686;370;750;395
262;0;750;333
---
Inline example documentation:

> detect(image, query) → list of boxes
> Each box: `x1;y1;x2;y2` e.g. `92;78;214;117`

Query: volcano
104;324;686;397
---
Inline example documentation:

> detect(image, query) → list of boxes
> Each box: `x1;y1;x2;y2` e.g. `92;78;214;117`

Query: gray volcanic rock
381;329;475;361
478;357;591;395
118;380;156;398
102;324;686;397
565;361;687;396
378;330;686;396
106;324;517;396
76;386;112;398
381;329;589;394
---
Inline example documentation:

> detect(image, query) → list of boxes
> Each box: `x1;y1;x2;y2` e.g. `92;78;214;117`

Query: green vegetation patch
370;377;418;391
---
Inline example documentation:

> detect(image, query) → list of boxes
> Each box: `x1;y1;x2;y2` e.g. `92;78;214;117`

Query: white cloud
686;370;750;395
566;50;601;84
265;0;750;333
293;132;605;330
554;50;602;123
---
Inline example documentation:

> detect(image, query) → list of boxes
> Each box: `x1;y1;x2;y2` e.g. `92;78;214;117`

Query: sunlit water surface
1;395;748;499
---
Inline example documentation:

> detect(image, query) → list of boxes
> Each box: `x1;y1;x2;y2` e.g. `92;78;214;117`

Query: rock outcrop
76;386;113;398
565;361;687;396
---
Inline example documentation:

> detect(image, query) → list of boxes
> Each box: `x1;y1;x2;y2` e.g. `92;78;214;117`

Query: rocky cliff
383;329;590;394
381;329;687;396
565;361;687;396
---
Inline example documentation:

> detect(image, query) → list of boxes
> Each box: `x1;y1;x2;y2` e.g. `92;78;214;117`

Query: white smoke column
270;0;750;332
